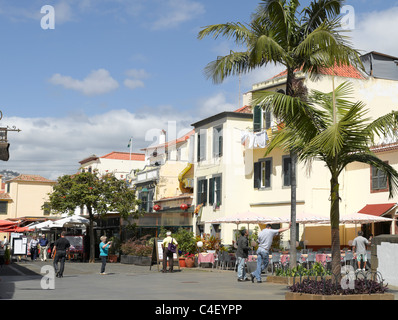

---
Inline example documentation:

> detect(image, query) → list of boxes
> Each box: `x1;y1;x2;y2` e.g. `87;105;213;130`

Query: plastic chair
270;252;281;274
343;251;354;267
296;253;303;265
218;251;231;270
305;252;316;269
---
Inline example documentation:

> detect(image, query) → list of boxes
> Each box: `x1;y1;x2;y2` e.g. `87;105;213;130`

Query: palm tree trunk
286;67;297;269
330;172;341;279
289;150;297;269
87;206;95;263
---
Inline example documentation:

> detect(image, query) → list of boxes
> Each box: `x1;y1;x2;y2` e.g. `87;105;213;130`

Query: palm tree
198;0;361;267
255;81;398;277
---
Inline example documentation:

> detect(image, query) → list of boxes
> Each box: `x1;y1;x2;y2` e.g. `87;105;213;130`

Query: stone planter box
120;255;151;266
285;292;394;300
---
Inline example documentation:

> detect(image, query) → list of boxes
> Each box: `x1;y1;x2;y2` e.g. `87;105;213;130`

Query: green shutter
217;176;222;205
254;162;260;189
253;105;262;132
209;178;214;205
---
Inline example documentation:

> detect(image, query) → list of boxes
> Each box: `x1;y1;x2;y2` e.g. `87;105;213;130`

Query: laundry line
238;128;270;149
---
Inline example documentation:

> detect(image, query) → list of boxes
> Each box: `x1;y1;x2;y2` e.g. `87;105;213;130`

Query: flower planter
120;255;151;266
179;258;186;268
267;275;333;286
285;292;394;300
185;257;195;268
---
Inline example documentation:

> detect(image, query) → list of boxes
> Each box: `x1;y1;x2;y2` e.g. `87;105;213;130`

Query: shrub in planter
288;278;388;296
120;236;152;257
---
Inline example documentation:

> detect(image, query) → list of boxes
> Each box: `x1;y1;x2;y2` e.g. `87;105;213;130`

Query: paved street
0;260;288;301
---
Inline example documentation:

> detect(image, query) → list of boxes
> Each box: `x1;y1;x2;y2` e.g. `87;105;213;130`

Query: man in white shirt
352;231;371;271
251;223;291;283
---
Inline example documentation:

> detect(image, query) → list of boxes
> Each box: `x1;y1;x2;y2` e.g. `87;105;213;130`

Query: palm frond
365;110;398;144
203;51;250;84
197;22;252;45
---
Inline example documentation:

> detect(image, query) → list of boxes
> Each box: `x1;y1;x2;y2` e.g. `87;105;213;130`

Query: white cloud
2;108;196;180
125;68;150;79
198;92;237;118
49;69;119;96
124;78;145;90
351;7;398;56
124;68;150;90
151;0;205;30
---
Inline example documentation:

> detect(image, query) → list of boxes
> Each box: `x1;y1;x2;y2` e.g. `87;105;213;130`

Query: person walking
52;232;70;278
2;236;8;248
236;229;250;282
161;231;178;273
352;231;371;271
251;223;291;283
99;236;112;275
29;235;39;261
39;234;49;261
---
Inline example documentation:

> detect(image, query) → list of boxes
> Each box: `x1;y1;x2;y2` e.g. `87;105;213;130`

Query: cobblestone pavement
1;260;397;302
0;260;288;300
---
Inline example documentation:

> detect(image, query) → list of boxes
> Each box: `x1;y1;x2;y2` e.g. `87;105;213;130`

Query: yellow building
0;174;58;238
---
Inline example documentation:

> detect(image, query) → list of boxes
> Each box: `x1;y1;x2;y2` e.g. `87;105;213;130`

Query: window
0;201;7;215
254;158;272;189
371;165;388;192
213;126;223;158
197;129;206;162
197;178;208;206
282;155;291;187
43;202;51;215
253;105;272;132
139;188;154;212
209;175;222;206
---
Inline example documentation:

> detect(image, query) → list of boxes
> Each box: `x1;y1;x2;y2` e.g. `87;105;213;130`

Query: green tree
198;0;361;267
256;81;398;277
46;171;142;262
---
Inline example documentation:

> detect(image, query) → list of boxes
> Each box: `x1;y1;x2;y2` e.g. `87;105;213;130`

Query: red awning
358;203;397;217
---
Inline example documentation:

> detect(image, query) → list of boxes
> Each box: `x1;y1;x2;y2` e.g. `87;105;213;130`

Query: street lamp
0;111;21;161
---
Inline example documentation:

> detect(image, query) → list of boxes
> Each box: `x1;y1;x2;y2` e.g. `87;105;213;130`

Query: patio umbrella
51;215;92;228
27;220;56;231
339;212;393;224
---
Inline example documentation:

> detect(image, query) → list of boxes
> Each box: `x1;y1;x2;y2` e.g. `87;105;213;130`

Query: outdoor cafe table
198;252;215;267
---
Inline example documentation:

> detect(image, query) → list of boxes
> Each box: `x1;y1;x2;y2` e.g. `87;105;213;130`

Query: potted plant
4;247;10;265
183;252;195;268
108;236;120;263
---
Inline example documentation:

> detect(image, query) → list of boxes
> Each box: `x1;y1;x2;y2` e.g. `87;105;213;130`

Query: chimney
159;129;166;145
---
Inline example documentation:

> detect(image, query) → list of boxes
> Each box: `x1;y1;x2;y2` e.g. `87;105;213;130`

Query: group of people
236;224;372;283
28;235;50;261
236;223;291;283
28;232;72;278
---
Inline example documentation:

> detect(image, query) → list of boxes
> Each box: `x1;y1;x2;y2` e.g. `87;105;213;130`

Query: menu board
12;237;27;255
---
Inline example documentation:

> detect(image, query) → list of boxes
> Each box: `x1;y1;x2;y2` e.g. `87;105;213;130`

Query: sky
0;0;397;180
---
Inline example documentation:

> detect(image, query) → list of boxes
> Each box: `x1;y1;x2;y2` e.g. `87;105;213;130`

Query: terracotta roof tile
270;63;366;80
100;151;145;161
234;105;252;114
10;174;56;183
